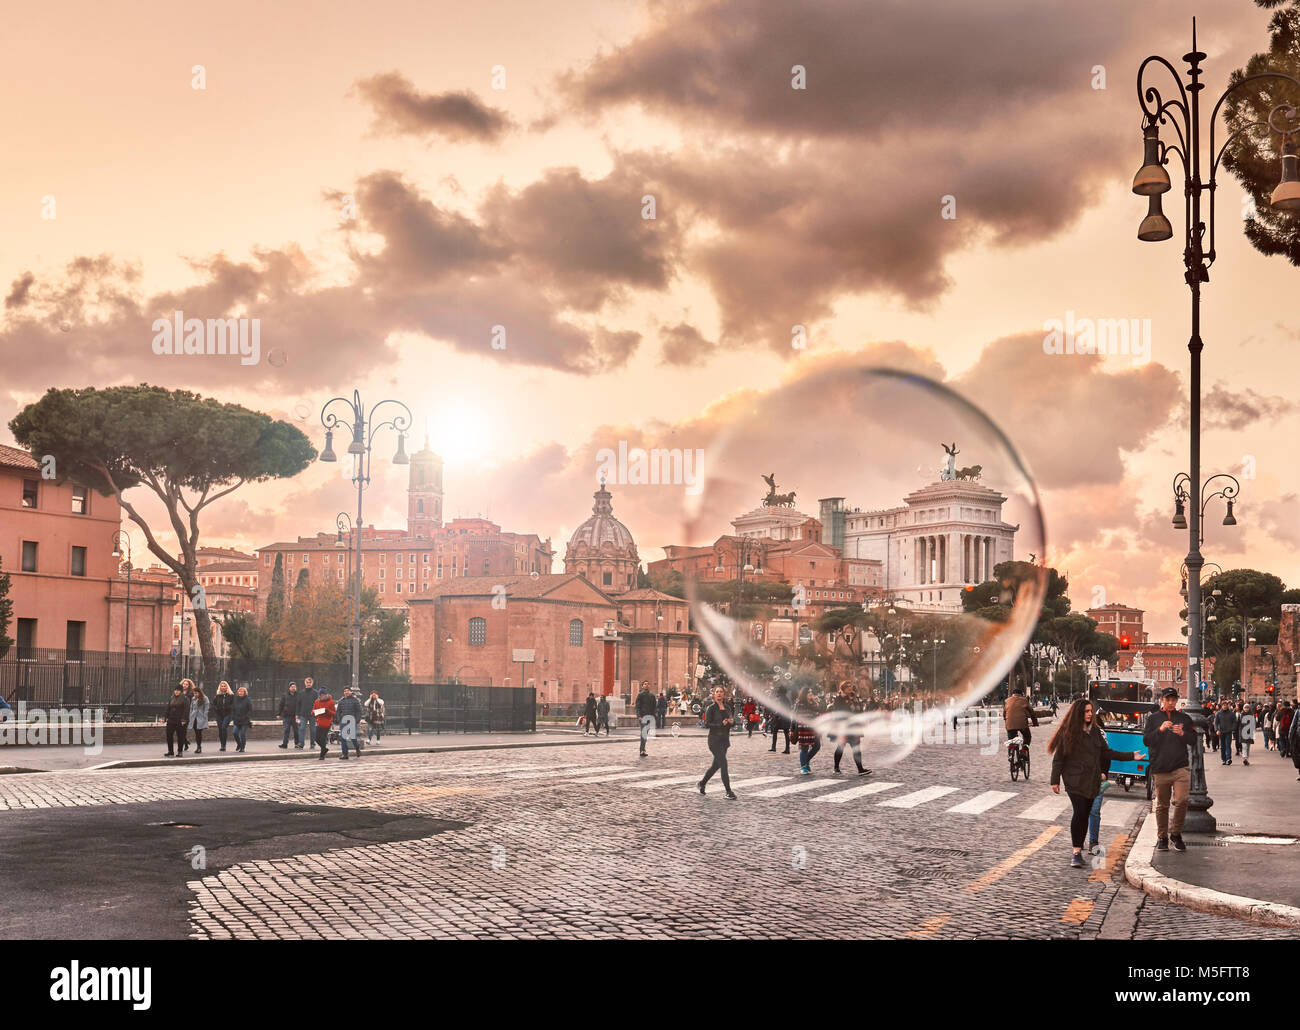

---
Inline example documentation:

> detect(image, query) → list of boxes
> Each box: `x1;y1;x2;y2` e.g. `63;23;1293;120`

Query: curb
83;735;639;771
1124;807;1300;928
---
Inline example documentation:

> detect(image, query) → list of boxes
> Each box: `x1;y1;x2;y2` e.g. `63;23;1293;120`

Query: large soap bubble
683;365;1047;766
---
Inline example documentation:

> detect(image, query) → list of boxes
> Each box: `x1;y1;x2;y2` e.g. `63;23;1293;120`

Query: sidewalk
1126;744;1300;927
0;729;633;773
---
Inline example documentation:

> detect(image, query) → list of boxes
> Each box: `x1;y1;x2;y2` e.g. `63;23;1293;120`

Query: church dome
567;483;637;555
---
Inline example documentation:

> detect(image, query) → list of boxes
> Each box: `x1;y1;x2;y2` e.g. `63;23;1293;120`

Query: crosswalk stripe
507;765;626;780
812;781;903;803
689;776;789;793
567;769;685;783
1016;795;1070;821
1099;802;1134;826
628;775;708;789
751;779;848;798
878;785;959;808
447;764;579;777
946;790;1018;815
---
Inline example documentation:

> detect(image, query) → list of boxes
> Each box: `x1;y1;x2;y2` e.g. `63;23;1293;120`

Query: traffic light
1119;635;1131;650
1267;684;1275;694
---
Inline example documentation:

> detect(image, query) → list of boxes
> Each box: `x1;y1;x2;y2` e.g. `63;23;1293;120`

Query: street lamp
336;512;356;679
1134;20;1300;831
1171;473;1240;543
319;389;411;694
110;530;134;683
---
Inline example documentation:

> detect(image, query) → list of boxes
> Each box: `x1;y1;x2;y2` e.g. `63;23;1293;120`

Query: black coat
635;691;656;717
1050;726;1131;799
296;688;318;718
279;691;299;718
232;696;253;726
165;695;189;726
211;692;234;719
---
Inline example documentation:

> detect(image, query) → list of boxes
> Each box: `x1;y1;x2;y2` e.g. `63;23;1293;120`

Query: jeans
367;721;382;742
1088;792;1103;845
218;715;233;749
799;738;821;769
233;721;249;750
596;716;610;735
298;715;312;747
281;716;299;747
1220;733;1233;763
1242;741;1252;760
639;715;654;750
701;740;731;791
1152;767;1191;837
341;727;360;757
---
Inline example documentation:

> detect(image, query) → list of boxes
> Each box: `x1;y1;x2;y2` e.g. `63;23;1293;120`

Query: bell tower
407;439;444;538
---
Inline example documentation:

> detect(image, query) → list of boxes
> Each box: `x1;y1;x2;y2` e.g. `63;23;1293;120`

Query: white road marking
750;779;849;798
878;785;960;808
811;781;903;803
690;776;789;793
507;765;626;779
628;775;709;789
1016;795;1071;821
567;769;686;783
946;790;1018;815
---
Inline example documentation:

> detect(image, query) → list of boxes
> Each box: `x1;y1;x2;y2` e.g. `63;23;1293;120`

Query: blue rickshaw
1088;680;1158;800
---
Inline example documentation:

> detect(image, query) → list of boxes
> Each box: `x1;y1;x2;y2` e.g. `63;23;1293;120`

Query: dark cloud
5;273;34;310
354;72;511;142
1186;382;1298;431
658;322;716;366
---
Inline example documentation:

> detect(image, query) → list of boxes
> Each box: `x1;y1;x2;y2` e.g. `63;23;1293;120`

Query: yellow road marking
1061;898;1093;924
1088;832;1131;883
906;914;952;937
964;825;1062;893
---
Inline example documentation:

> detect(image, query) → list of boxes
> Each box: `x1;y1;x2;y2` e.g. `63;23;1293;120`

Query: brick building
1243;604;1299;703
1114;641;1187;687
1086;602;1147;645
1;444;173;655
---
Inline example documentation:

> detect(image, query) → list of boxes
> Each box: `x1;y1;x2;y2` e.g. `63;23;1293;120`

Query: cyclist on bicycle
1003;686;1039;747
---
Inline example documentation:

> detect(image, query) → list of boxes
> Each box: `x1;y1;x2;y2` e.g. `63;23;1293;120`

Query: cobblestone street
1;731;1291;940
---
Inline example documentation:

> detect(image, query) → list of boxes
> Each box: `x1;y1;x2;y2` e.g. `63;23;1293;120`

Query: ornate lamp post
335;512;356;679
110;530;134;682
1134;20;1300;831
319;390;411;694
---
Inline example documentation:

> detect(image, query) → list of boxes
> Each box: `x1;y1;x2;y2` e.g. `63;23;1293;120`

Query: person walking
830;681;871;776
582;693;598;737
1049;698;1139;868
278;682;300;749
1214;702;1237;766
212;681;235;752
1003;686;1039;746
656;692;668;730
231;685;253;752
1234;702;1245;757
1239;706;1255;766
635;682;656;756
296;679;318;752
596;694;611;736
336;686;364;760
313;689;336;760
768;685;791;755
180;679;195;752
1144;687;1196;852
1262;705;1274;752
794;687;823;775
1289;704;1300;781
697;685;737;799
742;697;757;739
188;685;209;755
163;685;189;757
365;689;385;745
1278;702;1294;760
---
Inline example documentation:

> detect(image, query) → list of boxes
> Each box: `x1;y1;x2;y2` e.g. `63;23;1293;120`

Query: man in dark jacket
595;694;611;736
656;692;668;729
635;683;656;756
164;687;188;757
583;693;598;737
697;685;737;799
335;687;364;760
296;679;318;751
278;682;299;748
1213;702;1237;766
1003;687;1039;745
1143;687;1196;852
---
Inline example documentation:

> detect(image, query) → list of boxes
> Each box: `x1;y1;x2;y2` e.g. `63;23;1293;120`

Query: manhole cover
895;866;962;880
290;811;320;816
145;821;200;828
1220;835;1297;846
914;846;970;858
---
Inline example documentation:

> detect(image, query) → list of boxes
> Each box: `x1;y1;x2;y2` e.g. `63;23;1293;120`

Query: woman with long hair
793;686;823;775
212;682;235;752
188;684;210;755
1048;699;1139;868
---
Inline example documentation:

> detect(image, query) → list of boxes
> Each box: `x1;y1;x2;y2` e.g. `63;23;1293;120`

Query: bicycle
1007;733;1030;781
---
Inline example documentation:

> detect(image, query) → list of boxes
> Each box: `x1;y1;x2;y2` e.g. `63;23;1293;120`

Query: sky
2;0;1298;641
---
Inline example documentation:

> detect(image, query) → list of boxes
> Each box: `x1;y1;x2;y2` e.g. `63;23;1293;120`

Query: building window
602;572;612;586
265;553;273;564
569;619;583;646
469;617;487;646
21;540;37;572
17;618;36;654
396;568;402;579
303;554;310;563
379;569;385;578
396;583;402;593
423;553;429;563
410;554;415;563
396;553;403;563
21;479;38;508
70;546;87;577
71;485;88;515
66;620;85;657
417;500;424;514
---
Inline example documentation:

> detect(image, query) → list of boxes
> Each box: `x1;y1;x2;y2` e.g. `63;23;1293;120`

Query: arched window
569;619;583;646
417;499;424;513
469;617;486;647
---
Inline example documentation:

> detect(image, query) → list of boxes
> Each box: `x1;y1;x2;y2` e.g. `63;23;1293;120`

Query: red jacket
314;695;336;728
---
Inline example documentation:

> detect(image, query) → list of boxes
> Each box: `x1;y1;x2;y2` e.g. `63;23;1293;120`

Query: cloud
1175;382;1298;431
4;273;34;310
658;322;716;366
354;72;511;142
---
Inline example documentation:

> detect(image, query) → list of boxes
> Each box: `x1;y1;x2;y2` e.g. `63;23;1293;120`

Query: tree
1224;1;1300;265
357;587;408;679
9;385;314;676
294;567;310;593
647;567;685;597
273;578;349;663
265;553;286;635
0;558;12;660
215;611;275;661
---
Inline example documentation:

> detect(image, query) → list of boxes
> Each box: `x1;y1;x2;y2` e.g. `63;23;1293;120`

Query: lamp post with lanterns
110;530;134;683
335;512;356;681
319;390;411;694
1134;20;1300;830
